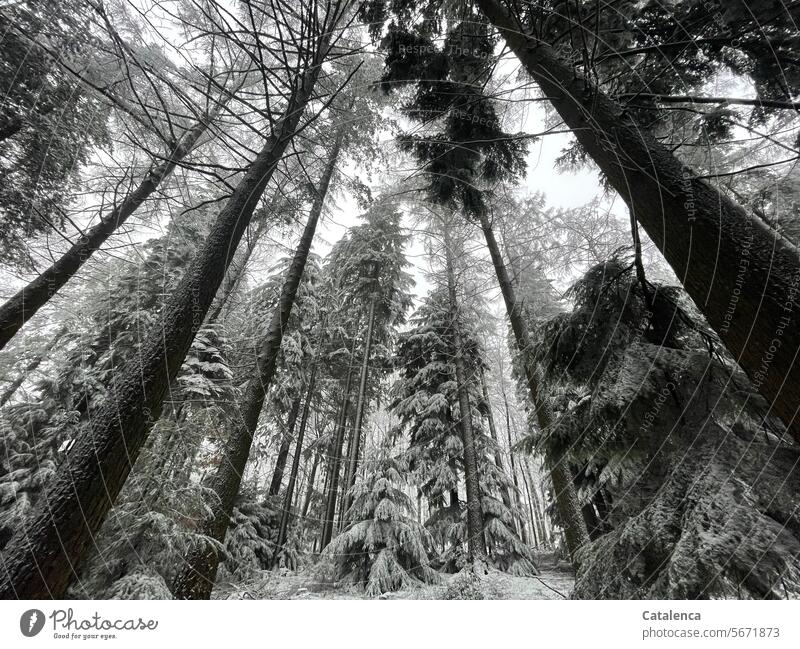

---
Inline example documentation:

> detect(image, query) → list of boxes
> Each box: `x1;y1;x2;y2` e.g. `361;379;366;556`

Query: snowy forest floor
214;552;575;600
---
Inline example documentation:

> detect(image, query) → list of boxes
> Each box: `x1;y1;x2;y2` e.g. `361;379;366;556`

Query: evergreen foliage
390;288;535;575
529;259;800;598
0;1;112;267
326;451;439;596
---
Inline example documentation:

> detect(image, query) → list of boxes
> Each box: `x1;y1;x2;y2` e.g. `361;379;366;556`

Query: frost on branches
531;259;800;599
325;452;439;596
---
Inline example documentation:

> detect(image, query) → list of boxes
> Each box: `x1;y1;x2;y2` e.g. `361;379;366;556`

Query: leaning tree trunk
206;211;272;325
170;131;343;600
268;395;302;496
0;107;220;351
274;363;317;561
340;291;378;518
477;0;800;441
477;211;590;563
443;227;486;562
0;51;329;599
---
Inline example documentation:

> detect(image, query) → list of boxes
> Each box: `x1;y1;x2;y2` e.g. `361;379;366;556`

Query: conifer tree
360;0;800;443
530;258;800;598
325;448;439;596
390;281;534;573
0;0;351;598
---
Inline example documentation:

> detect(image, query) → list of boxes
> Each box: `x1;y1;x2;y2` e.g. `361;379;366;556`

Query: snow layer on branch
572;342;800;599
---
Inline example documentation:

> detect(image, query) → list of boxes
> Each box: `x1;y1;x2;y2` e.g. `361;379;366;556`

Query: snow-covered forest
0;0;799;601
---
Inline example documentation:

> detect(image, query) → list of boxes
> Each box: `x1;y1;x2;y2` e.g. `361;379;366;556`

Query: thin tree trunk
0;49;332;598
0;109;219;351
268;396;302;496
477;210;589;564
519;467;538;547
529;459;551;547
320;333;359;549
443;224;485;562
300;451;319;519
0;324;67;406
170;129;342;600
293;464;306;512
478;0;800;440
501;389;527;542
479;368;513;511
274;364;317;562
206;213;271;325
340;291;378;518
337;416;356;531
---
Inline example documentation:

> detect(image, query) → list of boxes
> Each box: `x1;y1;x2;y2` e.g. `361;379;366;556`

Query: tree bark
443;225;485;561
340;292;378;519
274;364;317;562
477;210;590;563
0;109;219;351
268;396;302;496
170;130;342;600
0;51;329;599
477;0;800;441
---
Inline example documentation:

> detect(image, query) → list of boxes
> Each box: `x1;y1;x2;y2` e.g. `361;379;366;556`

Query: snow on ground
215;553;575;600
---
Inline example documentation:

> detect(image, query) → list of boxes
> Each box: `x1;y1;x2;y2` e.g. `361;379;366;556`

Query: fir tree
325;449;439;596
390;287;535;574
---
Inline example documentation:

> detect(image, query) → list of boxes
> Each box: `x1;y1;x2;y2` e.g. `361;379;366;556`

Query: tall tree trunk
340;291;378;519
479;368;513;512
501;389;527;542
320;332;360;549
170;129;342;600
477;0;800;441
301;452;319;519
477;210;589;564
520;464;540;547
206;212;272;325
268;396;302;496
0;109;219;351
0;50;332;598
530;459;551;547
274;364;317;562
337;418;356;532
443;225;485;562
0;324;67;406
